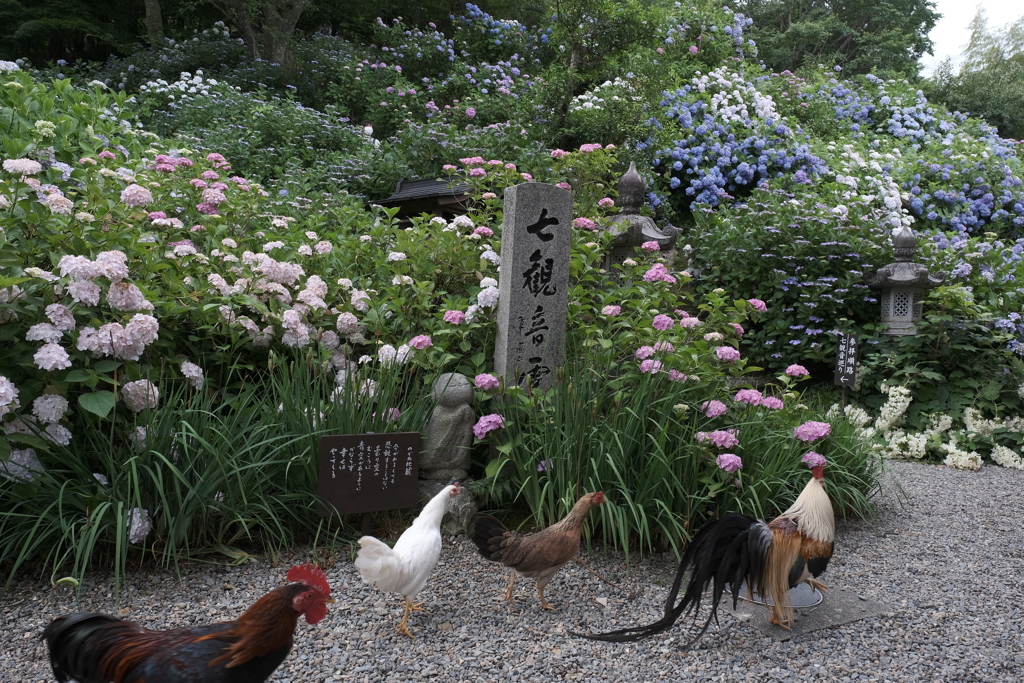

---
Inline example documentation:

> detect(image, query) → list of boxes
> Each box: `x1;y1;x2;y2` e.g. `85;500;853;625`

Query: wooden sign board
317;432;419;516
833;333;859;387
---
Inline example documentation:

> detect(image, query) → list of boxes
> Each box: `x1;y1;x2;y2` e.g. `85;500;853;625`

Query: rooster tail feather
471;513;510;562
576;513;767;644
42;612;124;683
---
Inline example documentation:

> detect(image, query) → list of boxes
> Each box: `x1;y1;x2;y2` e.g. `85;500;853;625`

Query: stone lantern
865;225;946;335
603;162;678;270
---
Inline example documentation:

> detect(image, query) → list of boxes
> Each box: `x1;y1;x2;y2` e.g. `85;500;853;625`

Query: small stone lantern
603;162;678;270
865;226;946;335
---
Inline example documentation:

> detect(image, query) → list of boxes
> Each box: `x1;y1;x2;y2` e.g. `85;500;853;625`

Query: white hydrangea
452;215;474;229
43;423;72;446
351;290;370;312
34;343;72;371
32;394;68;424
106;282;153;312
2;158;42;175
93;472;109;486
121;379;159;412
0;375;19;418
477;286;500;309
941;444;982;471
0;448;42;482
180;361;204;390
128;425;147;451
873;385;912;433
45;303;76;331
386;252;406;261
26;322;63;344
480;277;498;289
991;445;1024;470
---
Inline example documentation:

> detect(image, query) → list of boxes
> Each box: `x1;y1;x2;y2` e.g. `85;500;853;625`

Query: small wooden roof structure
378;176;471;218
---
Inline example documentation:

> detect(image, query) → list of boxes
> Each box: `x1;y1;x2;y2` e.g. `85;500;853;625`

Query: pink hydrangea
598;197;615;208
408;335;432;350
190;179;208;189
442;164;457;172
550;149;570;159
469;168;487;178
474;373;500;390
696;430;739;449
734;389;763;405
667;369;687;382
579;143;602;153
635;346;656;360
760;396;784;410
679;316;702;328
643;263;676;283
652;314;673;331
473;413;505;439
572;217;597;230
444;310;465;324
715;346;741;362
465;107;476;118
98;150;117;160
794;421;832;442
802;451;827;468
641;241;661;252
473;226;494;237
747;298;767;312
732;323;744;336
689;45;699;54
601;305;621;316
521;173;533;181
555;182;572;191
785;364;809;377
716;453;743;473
702;400;728;417
120;184;153;208
639;359;663;374
653;341;674;352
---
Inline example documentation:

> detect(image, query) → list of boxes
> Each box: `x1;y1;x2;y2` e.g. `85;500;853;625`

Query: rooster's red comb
287;562;331;597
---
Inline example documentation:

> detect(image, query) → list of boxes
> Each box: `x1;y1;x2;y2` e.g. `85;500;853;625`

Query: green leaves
77;390;116;418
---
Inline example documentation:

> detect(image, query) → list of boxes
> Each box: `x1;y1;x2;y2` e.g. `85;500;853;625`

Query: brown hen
472;491;604;609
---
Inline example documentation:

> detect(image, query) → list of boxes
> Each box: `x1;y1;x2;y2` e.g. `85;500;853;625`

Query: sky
919;0;1024;76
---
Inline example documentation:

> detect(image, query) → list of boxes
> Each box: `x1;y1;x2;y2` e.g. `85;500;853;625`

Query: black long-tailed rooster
579;459;834;644
41;562;333;683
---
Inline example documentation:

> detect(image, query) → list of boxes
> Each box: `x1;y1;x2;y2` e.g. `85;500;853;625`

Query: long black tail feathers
573;513;763;645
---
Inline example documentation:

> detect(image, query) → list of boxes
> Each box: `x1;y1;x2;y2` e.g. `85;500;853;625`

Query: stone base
725;586;890;640
418;479;478;536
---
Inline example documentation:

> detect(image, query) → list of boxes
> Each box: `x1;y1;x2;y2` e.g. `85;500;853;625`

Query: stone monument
419;372;478;534
603;162;678;270
494;183;572;390
420;372;474;481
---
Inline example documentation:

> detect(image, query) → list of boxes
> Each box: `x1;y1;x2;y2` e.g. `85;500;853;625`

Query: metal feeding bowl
727;582;824;608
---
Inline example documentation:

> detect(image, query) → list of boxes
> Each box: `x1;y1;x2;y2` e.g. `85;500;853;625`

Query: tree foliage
737;0;939;77
929;11;1024;140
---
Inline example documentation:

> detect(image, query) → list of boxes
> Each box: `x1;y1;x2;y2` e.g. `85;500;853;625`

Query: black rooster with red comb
42;562;334;683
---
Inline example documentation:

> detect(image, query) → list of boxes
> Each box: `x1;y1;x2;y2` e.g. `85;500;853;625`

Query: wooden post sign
833;333;859;387
317;433;419;516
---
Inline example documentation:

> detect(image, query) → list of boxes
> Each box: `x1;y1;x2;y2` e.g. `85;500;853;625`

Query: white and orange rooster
354;482;459;637
581;456;834;644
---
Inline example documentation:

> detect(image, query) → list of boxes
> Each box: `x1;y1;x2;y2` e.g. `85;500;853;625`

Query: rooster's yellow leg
806;578;829;592
396;598;416;638
504;571;516;603
538;586;558;611
767;611;792;630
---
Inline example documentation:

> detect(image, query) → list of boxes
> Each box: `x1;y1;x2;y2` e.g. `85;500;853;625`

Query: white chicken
354;482;459;637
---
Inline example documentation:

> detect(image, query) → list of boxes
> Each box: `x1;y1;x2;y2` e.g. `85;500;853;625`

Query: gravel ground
4;460;1024;682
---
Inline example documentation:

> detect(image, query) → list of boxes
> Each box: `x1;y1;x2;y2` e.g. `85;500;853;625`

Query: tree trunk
261;0;308;66
143;0;165;50
219;0;261;60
